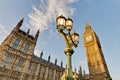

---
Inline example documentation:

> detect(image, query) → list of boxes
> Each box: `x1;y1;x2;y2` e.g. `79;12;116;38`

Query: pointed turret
55;58;57;65
75;68;77;73
61;61;63;67
48;54;51;62
78;66;83;80
83;70;86;77
35;30;40;40
40;50;43;59
13;18;24;32
26;28;30;35
79;66;82;76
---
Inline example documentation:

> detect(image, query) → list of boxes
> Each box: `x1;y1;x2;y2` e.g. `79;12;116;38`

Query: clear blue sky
0;0;120;79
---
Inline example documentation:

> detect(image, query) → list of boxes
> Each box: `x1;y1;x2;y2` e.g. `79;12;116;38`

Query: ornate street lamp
56;15;79;80
56;15;66;31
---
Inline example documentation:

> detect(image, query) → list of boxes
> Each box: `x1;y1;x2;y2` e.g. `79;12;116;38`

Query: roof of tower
13;18;24;31
13;19;40;41
85;23;91;31
18;29;34;40
17;18;24;27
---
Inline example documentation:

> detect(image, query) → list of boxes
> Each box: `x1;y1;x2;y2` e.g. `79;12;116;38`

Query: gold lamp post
56;15;79;80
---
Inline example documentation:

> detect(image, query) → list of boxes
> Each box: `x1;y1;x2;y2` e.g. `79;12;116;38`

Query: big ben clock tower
83;23;112;80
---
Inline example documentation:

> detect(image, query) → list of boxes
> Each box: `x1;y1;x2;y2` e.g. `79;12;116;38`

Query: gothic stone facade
0;19;111;80
0;19;64;80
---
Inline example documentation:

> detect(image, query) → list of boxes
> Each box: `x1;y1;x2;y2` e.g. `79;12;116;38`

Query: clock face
85;35;93;42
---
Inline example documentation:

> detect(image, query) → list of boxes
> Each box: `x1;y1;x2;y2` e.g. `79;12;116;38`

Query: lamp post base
61;70;74;80
61;70;79;80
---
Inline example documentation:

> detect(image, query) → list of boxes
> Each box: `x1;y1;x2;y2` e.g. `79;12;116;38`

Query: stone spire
35;30;40;40
40;50;43;59
48;54;51;62
75;68;77;73
83;70;86;77
55;58;57;65
79;66;82;76
78;66;83;80
14;18;24;32
26;28;30;35
61;61;63;67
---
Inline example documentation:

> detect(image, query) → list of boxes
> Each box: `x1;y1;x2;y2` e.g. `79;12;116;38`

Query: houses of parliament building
0;19;112;80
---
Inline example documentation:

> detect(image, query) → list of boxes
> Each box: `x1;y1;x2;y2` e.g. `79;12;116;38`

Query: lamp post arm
58;30;77;49
58;30;69;48
67;33;77;48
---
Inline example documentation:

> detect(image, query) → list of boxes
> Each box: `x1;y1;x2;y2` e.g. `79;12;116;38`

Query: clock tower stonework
83;23;112;80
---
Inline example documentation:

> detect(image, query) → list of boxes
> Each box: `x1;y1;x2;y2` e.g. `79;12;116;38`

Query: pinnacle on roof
85;22;91;31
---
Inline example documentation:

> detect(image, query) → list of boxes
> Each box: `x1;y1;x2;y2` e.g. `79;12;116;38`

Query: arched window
16;59;24;71
27;62;32;74
33;63;37;75
23;43;30;53
12;39;20;49
3;54;11;67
